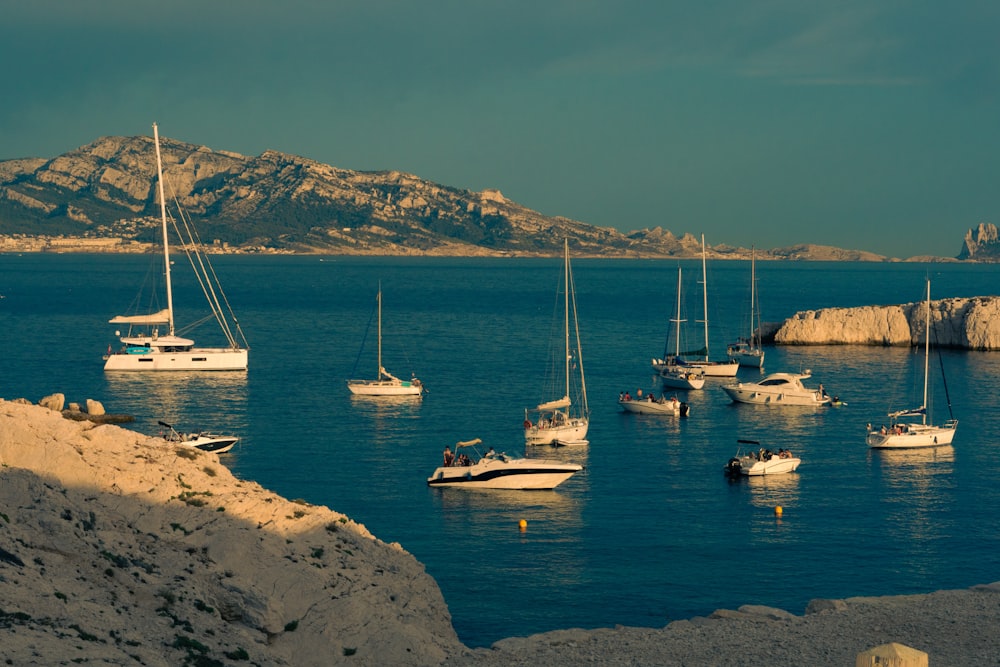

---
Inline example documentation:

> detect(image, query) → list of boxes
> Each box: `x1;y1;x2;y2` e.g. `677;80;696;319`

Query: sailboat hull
347;380;422;396
867;422;958;449
104;348;248;371
525;419;589;446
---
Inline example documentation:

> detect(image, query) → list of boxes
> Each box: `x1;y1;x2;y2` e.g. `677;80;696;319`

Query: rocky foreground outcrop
4;397;1000;666
0;398;461;666
774;296;1000;349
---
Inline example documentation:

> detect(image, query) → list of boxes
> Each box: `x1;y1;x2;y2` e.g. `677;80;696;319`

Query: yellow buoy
518;519;528;531
775;506;783;516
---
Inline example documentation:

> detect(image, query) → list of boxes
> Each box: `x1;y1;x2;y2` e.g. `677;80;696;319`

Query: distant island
2;134;998;260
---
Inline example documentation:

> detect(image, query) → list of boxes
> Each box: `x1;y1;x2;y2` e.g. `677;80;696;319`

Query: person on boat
624;392;631;401
443;446;454;467
483;447;496;460
636;388;643;399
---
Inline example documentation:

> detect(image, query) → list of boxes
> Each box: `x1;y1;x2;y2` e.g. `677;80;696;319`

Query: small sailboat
347;283;424;397
524;239;590;446
727;246;765;368
866;279;958;449
652;267;706;390
104;123;249;372
676;235;738;377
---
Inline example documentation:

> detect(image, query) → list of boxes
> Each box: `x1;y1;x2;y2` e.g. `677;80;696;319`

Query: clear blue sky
3;1;998;258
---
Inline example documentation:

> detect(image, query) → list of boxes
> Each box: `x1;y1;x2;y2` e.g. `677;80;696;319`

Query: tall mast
750;246;757;347
377;282;383;378
563;238;570;401
700;234;709;360
922;278;931;426
152;123;175;336
672;267;683;357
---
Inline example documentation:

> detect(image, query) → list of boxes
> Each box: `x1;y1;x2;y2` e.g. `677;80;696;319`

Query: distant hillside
0;134;973;260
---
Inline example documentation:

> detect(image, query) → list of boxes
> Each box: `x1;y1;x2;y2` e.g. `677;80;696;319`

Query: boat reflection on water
738;471;802;511
101;371;249;446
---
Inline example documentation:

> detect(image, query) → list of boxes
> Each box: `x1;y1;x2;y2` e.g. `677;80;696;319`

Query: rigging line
164;184;242;349
349;294;378;378
931;322;955;420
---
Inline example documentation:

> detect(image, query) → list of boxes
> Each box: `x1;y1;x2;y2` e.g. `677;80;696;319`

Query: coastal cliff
774;296;1000;349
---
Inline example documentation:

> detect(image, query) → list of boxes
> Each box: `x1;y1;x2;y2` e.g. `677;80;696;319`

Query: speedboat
721;370;831;406
158;420;239;454
427;439;582;490
724;440;801;477
619;393;690;416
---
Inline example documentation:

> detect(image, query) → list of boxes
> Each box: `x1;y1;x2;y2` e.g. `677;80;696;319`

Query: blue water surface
1;253;999;648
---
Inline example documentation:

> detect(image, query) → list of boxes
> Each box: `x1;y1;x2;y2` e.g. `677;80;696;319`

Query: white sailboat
104;123;249;372
866;279;958;449
677;235;739;377
524;239;589;446
727;246;765;368
653;267;706;391
348;284;424;397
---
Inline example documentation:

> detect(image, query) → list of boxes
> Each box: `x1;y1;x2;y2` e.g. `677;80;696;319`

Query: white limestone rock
0;398;461;666
775;297;1000;350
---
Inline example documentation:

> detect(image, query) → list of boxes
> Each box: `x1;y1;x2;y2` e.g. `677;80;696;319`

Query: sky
2;1;998;259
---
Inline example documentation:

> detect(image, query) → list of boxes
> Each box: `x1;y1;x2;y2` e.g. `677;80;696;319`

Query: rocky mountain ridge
0;134;988;260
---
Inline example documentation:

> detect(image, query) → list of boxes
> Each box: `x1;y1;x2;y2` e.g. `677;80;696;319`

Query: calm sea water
2;253;1000;647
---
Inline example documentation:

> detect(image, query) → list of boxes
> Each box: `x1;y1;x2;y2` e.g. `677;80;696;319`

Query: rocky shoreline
2;397;998;665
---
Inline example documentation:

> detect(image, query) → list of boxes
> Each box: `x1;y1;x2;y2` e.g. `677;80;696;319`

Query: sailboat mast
673;267;683;357
750;246;757;347
563;238;571;401
152;123;175;337
922;278;931;426
700;234;709;360
377;282;383;378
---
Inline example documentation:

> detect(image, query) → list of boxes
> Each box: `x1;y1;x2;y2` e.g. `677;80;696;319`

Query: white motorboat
652;267;706;391
348;283;424;397
524;239;590;446
866;279;958;449
721;370;831;406
427;439;582;490
159;420;238;454
618;393;690;416
104;123;249;372
724;440;800;477
727;246;765;368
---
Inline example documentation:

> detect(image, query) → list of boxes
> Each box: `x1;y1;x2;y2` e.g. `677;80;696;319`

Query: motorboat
348;282;424;397
104;123;249;372
721;370;831;406
524;239;590;446
724;440;800;477
427;439;582;490
866;278;958;449
619;393;690;416
159;420;238;454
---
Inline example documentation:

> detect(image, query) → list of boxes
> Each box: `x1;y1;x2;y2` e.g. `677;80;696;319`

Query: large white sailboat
347;284;424;397
866;279;958;449
104;123;249;372
727;246;765;368
676;235;738;377
652;267;706;391
524;239;590;446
